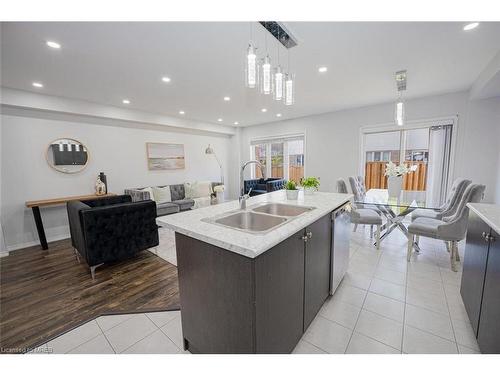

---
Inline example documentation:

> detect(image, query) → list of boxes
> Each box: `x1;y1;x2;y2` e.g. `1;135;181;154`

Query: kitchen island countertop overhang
156;190;353;258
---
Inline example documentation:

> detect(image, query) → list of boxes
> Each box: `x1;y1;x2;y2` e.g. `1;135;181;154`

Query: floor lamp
205;144;224;185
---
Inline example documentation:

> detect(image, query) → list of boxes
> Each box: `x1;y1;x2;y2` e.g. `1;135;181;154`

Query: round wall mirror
46;138;90;174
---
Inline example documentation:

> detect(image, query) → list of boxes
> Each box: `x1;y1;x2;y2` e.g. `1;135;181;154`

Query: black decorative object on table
99;172;107;193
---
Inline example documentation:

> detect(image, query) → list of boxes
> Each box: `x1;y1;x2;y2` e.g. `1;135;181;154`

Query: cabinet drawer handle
301;235;309;242
482;231;488;238
307;231;313;239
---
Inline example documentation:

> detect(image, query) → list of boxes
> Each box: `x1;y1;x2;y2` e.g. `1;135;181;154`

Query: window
250;135;305;183
271;143;284;178
254;144;266;178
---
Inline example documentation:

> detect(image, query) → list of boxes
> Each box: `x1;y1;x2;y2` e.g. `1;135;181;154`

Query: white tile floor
29;225;481;354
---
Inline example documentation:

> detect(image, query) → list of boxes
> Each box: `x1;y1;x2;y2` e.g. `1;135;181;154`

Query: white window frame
358;115;459;194
249;133;306;180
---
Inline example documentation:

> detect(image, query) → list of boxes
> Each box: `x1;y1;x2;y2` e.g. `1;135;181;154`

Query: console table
25;193;116;250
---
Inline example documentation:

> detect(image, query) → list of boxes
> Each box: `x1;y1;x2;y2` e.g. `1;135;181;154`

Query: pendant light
273;28;284;101
259;22;272;95
395;94;405;126
260;55;272;94
394;70;407;126
245;23;258;88
285;49;295;105
246;43;257;88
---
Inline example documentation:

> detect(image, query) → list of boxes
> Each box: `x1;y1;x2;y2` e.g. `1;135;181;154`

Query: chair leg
450;241;458;272
407;234;414;262
415;235;420;245
375;225;381;250
74;248;80;264
455;241;461;262
445;241;451;253
90;263;104;280
370;225;374;238
353;223;358;232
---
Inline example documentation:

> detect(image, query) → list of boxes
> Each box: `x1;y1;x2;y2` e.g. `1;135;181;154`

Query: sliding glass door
250;135;305;183
362;124;453;204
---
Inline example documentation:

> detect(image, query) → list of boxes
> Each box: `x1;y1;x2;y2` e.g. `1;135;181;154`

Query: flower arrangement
300;176;320;190
300;176;320;195
284;180;299;200
284;180;297;190
384;161;417;177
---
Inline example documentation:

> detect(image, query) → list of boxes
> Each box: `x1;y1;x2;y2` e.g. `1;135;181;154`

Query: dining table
354;188;438;251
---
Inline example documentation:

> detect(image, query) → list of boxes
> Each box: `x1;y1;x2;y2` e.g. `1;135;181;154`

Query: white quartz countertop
468;203;500;234
157;190;352;258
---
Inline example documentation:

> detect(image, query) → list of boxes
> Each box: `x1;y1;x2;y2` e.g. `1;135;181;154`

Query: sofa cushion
152;186;172;203
192;196;211;209
408;217;443;238
156;202;180;216
170;184;185;201
185;181;213;199
138;187;155;202
174;199;195;211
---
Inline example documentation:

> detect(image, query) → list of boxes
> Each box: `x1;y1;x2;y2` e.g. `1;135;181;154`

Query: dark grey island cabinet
461;208;500;353
175;210;341;354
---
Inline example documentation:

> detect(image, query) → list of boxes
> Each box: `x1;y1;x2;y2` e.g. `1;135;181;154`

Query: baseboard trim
6;233;71;253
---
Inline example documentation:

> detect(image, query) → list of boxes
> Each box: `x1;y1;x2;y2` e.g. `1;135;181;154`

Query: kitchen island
157;190;352;353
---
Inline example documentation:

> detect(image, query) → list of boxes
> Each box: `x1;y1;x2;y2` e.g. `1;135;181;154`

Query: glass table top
354;189;437;212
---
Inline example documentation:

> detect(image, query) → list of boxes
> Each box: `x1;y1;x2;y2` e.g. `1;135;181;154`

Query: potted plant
384;161;417;197
300;177;320;195
284;180;299;200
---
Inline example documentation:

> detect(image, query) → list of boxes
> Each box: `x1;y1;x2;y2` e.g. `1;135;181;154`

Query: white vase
303;187;316;195
286;189;299;200
387;176;403;197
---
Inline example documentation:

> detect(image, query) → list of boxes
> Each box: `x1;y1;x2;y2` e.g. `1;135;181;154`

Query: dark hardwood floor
0;239;180;352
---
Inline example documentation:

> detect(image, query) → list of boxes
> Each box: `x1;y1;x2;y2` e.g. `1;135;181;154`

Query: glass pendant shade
245;43;257;88
260;55;272;95
285;73;295;106
395;98;405;126
273;66;284;101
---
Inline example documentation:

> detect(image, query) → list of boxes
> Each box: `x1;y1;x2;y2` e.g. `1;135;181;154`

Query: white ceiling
1;22;499;127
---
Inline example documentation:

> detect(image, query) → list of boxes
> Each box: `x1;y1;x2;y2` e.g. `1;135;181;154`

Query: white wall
0;111;232;251
239;91;500;203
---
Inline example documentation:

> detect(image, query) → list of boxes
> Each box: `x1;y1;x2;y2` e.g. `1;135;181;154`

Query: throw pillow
152;186;172;204
139;187;155;202
184;182;195;199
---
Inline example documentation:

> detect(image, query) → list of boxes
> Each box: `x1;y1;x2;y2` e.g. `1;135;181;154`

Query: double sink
205;203;316;234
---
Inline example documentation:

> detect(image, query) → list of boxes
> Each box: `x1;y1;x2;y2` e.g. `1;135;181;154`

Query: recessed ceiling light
122;99;130;104
32;82;43;88
276;113;282;117
234;121;239;125
223;96;231;101
261;108;267;113
217;118;223;122
463;22;479;31
46;41;61;49
179;110;185;115
162;76;171;83
318;66;328;73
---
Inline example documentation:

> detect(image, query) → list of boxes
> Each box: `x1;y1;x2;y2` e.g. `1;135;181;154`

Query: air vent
259;21;298;49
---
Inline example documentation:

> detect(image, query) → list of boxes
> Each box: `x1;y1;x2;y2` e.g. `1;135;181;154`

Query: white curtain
426;125;453;207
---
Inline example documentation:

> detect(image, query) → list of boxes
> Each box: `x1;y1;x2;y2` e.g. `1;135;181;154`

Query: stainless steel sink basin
214;211;287;232
252;203;314;217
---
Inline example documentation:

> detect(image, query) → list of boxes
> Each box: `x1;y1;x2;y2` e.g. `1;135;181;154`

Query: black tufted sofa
244;178;287;196
67;195;159;279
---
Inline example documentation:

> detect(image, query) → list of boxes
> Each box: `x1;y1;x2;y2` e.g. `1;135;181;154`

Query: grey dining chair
337;179;382;249
411;178;471;249
407;183;486;271
411;178;471;221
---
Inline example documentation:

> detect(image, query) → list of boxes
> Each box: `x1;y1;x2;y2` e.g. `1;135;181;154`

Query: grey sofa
125;183;220;217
